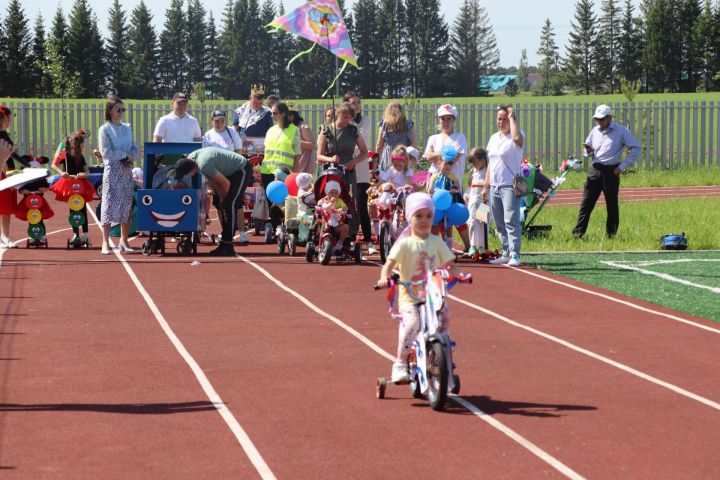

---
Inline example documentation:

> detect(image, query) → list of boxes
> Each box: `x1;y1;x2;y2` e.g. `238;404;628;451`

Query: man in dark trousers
572;104;641;239
175;147;252;256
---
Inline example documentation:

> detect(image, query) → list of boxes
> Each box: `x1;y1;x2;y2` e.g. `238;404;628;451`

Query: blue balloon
447;203;470;227
432;189;452;211
267;180;288;204
440;144;458;162
433;208;446;225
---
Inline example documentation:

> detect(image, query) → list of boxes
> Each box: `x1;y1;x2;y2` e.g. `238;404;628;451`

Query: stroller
521;156;580;236
306;166;363;265
277;184;316;256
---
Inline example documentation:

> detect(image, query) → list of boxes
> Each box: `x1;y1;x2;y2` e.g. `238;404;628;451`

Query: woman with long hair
288;110;316;175
376;101;417;172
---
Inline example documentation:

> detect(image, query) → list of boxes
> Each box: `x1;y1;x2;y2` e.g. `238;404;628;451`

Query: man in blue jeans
175;147;252;256
572;104;641;238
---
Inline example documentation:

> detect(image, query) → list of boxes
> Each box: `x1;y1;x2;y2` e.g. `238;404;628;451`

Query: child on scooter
51;131;92;245
377;192;463;383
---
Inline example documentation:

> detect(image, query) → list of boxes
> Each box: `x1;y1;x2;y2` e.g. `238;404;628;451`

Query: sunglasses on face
115;107;127;113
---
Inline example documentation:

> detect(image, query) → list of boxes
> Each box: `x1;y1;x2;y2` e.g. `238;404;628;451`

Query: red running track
548;185;720;206
0;202;718;478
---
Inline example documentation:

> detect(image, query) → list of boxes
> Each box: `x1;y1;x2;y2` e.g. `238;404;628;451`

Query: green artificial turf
524;251;720;323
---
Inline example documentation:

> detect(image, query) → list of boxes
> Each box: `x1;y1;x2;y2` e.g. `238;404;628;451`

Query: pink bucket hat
404;192;435;219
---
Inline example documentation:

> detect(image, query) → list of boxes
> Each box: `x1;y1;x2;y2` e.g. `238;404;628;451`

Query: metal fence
3;100;719;171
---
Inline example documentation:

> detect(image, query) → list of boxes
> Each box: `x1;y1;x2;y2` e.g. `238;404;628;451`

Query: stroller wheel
287;233;297;256
264;223;275;244
277;231;287;254
141;240;152;256
305;241;315;263
319;240;332;265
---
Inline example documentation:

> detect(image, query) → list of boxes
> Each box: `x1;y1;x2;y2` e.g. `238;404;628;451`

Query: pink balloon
412;170;431;186
285;172;299;196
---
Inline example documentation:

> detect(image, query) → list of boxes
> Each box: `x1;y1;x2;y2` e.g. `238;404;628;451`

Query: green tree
517;49;531;92
376;0;406;97
216;0;237;99
537;18;561;95
159;0;187;97
642;0;682;92
563;0;597;95
449;0;499;96
106;0;130;97
351;0;381;97
205;12;220;99
42;38;82;100
67;0;106;97
412;0;450;96
257;0;276;94
617;0;642;85
30;13;49;97
2;0;33;97
271;1;297;98
679;0;702;91
126;1;158;99
185;0;208;90
596;0;621;93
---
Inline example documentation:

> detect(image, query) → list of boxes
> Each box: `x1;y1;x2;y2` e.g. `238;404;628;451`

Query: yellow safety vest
262;124;297;174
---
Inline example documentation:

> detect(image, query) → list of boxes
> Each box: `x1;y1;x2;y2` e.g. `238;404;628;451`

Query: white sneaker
367;244;378;255
390;362;409;383
508;253;521;267
489;255;509;265
238;231;250;244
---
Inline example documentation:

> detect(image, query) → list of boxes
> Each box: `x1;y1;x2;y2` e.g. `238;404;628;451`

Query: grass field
485;197;720;253
525;251;720;323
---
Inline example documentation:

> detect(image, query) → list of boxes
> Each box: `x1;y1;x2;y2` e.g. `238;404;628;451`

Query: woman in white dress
98;96;139;255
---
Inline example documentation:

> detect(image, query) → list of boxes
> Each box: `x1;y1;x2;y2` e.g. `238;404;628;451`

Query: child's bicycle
378;186;411;263
374;269;472;411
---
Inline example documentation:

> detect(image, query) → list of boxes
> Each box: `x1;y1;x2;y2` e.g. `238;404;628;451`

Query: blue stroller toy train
137;142;212;255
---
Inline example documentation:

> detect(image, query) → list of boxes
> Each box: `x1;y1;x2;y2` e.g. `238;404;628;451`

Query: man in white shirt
153;92;202;143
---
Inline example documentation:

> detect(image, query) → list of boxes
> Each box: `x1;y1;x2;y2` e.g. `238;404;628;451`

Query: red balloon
285;172;300;196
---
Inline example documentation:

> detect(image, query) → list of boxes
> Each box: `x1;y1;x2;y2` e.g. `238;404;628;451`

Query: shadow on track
443;395;597;418
0;400;219;415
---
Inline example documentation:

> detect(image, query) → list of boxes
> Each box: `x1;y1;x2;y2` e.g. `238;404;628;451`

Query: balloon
266;180;288;204
433;208;445;225
440;144;458;162
285;172;299;196
447;203;470;226
432;189;452;211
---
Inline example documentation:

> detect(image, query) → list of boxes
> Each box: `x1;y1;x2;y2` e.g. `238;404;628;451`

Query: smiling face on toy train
140;192;194;228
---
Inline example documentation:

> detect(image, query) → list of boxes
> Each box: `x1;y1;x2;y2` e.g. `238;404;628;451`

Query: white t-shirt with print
486;130;525;187
379;167;412;187
154;112;202;143
424;132;468;185
203;127;242;151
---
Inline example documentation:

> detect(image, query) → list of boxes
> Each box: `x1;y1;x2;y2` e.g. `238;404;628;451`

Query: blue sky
21;0;641;67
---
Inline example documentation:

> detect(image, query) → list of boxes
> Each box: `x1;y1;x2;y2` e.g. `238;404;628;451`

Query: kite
267;0;358;96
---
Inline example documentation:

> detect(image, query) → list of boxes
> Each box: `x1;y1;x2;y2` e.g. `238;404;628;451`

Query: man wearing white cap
572;104;641;238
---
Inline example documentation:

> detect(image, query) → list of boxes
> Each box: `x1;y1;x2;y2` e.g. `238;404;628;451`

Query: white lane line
238;255;585;480
627;259;720;267
600;260;720;294
87;209;276;480
448;293;720;412
507;266;720;335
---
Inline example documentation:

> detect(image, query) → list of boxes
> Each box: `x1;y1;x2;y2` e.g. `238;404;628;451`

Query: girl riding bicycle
377;192;463;383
